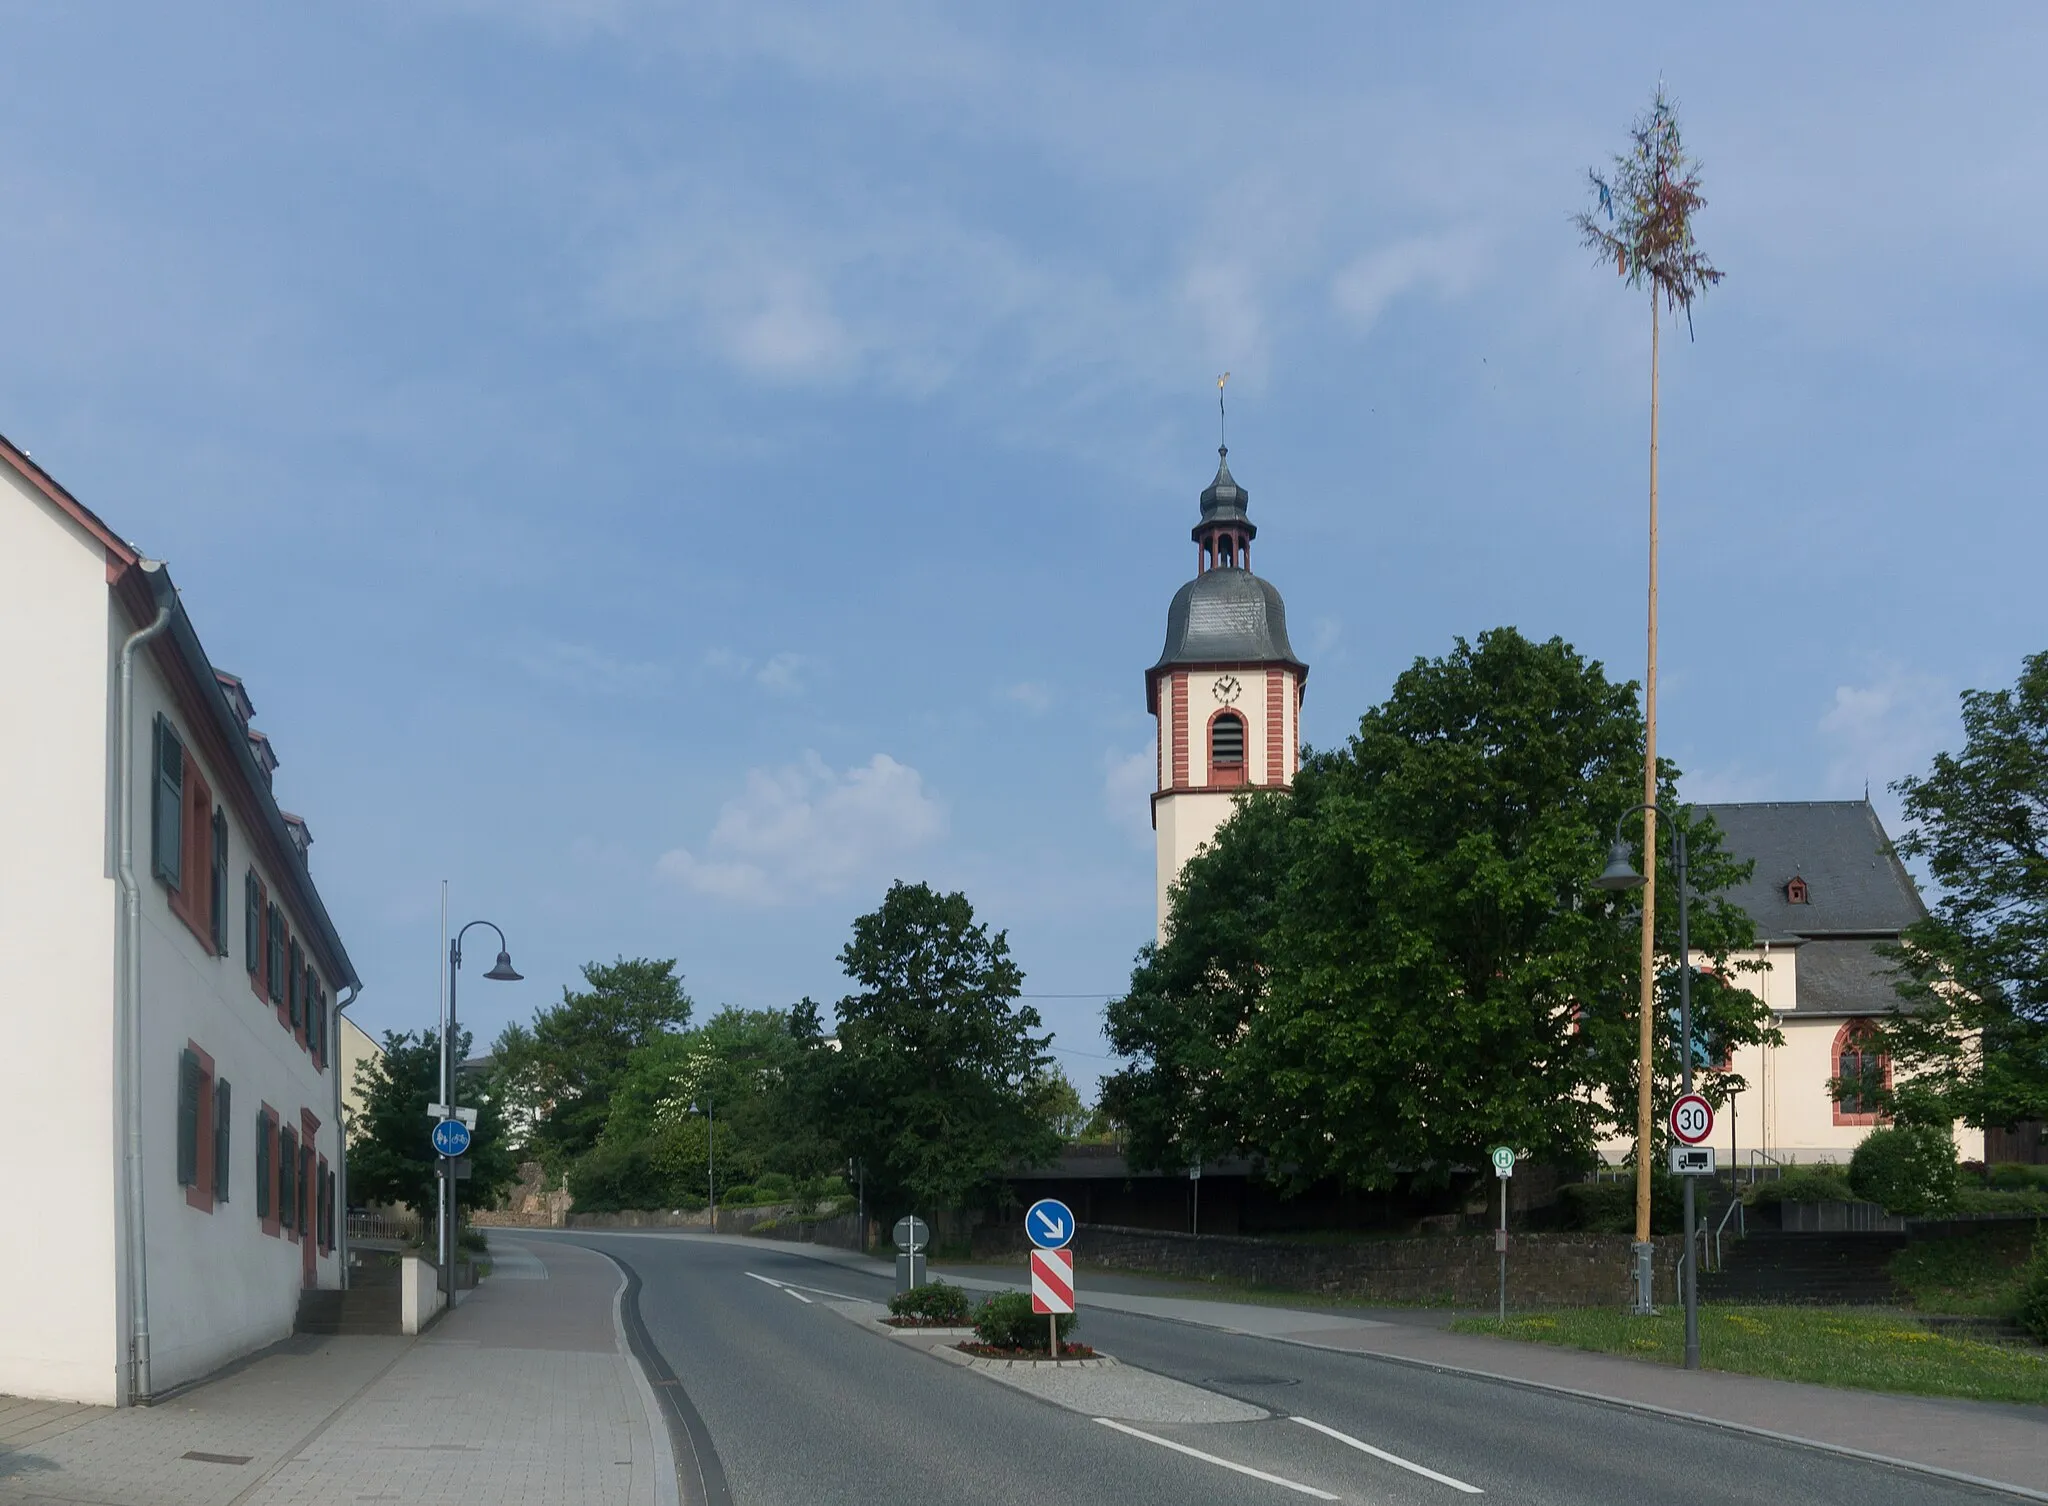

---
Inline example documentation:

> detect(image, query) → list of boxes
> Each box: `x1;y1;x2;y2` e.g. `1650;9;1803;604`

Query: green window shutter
268;905;285;1003
152;717;184;888
213;1080;231;1203
300;1147;315;1235
279;1127;297;1230
176;1049;200;1186
244;872;261;975
255;1111;272;1219
210;811;229;954
288;942;304;1028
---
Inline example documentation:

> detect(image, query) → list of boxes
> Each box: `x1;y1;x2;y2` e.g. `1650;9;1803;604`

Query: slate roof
1699;800;1926;942
1152;569;1304;673
1789;938;1908;1016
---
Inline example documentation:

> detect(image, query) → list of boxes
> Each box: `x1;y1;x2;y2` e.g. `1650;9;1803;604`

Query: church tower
1146;446;1307;937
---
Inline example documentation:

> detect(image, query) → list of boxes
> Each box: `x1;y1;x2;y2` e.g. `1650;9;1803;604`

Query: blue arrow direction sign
1025;1197;1075;1250
431;1118;472;1158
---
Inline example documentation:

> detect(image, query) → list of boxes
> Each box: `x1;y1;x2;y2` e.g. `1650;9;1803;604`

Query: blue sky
7;5;2043;1092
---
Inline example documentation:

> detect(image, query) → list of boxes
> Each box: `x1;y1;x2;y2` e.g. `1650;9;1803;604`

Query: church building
1147;447;1306;936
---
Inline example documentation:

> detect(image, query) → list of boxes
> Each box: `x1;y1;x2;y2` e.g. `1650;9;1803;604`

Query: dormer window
1785;876;1809;904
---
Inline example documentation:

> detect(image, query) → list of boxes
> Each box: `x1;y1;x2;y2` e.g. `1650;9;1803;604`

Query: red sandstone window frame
1207;707;1248;788
1832;1018;1891;1126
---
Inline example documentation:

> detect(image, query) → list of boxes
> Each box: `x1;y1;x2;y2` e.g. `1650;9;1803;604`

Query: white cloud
1817;664;1958;816
1103;746;1156;849
515;638;670;696
1331;229;1487;333
1005;681;1055;714
702;647;811;695
656;752;944;905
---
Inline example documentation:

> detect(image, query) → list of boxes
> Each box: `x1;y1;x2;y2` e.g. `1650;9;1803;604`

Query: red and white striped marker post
1030;1247;1074;1357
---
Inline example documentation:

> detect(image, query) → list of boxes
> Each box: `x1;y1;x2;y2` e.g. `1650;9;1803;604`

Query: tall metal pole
444;938;458;1300
1632;290;1662;1316
707;1097;716;1234
438;884;449;1293
1676;824;1700;1370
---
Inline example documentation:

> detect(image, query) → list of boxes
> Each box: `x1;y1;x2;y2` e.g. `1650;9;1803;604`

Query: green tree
823;881;1061;1214
1104;629;1774;1189
1860;652;2048;1133
1028;1067;1093;1143
492;957;692;1167
348;1029;517;1218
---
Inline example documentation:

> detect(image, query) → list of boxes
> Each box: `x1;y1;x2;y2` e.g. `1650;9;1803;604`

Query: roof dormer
1785;875;1810;905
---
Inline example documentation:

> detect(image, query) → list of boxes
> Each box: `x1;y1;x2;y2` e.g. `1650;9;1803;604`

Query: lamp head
484;950;523;982
1595;840;1647;892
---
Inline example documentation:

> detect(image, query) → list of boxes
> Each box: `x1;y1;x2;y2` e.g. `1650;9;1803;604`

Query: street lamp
1595;805;1702;1369
443;920;521;1298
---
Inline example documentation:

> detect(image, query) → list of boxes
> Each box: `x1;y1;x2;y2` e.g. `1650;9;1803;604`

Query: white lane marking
1292;1416;1483;1494
1094;1418;1340;1500
743;1271;785;1289
744;1271;861;1303
783;1287;814;1304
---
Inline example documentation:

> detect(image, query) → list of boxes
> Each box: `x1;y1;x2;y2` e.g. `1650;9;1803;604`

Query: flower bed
881;1315;975;1329
955;1342;1097;1361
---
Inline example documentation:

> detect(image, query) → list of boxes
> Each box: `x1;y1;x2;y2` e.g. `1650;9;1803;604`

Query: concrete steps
295;1286;402;1336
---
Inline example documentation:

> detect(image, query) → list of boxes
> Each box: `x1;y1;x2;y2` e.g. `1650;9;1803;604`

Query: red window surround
1833;1019;1891;1126
185;1041;217;1213
1206;707;1247;789
172;765;217;952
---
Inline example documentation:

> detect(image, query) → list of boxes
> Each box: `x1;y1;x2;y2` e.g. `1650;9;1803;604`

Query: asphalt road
547;1233;2019;1506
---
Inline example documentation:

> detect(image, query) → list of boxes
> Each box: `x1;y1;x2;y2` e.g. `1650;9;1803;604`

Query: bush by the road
1849;1126;1959;1216
568;1140;678;1213
1743;1166;1854;1206
889;1282;972;1324
1556;1176;1682;1234
973;1290;1076;1351
2020;1232;2048;1343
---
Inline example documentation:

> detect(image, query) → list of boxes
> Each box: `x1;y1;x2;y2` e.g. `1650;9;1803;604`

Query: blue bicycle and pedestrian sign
1025;1197;1075;1250
431;1118;472;1158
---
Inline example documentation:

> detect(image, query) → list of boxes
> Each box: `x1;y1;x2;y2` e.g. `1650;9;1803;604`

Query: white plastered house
0;435;362;1405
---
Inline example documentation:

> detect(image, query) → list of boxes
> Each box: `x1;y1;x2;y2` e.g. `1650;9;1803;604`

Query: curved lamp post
443;920;521;1296
1595;805;1701;1369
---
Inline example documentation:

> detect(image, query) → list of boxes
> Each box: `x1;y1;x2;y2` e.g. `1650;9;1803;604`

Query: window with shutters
245;871;266;996
318;1160;333;1251
256;1106;275;1228
267;903;287;1005
177;1049;201;1187
279;1125;298;1234
210;810;229;955
152;716;184;887
288;939;304;1032
212;1080;231;1203
300;1145;315;1242
177;1043;218;1212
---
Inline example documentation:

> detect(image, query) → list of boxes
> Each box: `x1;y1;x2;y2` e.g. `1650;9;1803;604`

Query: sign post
1668;1093;1716;1370
892;1215;930;1294
1490;1147;1514;1322
1025;1198;1076;1358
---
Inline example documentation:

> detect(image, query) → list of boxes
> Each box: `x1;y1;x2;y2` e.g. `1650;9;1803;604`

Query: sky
5;4;2043;1094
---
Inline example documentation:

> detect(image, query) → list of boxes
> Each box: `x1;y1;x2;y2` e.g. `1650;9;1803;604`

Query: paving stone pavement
0;1239;676;1506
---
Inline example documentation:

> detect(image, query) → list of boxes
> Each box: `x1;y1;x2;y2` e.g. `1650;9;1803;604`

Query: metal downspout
333;984;359;1287
116;591;172;1405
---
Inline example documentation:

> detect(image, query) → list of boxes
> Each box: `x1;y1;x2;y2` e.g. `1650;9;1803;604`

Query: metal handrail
1710;1195;1745;1270
1746;1149;1786;1186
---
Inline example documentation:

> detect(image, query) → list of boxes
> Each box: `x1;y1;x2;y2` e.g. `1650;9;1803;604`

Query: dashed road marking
1292;1416;1483;1493
1093;1417;1340;1499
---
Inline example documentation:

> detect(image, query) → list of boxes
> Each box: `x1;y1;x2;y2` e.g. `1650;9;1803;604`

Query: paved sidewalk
593;1229;2048;1499
0;1239;677;1506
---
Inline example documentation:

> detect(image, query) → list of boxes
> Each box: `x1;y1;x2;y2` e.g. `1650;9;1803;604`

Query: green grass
1889;1223;2040;1317
1452;1305;2048;1405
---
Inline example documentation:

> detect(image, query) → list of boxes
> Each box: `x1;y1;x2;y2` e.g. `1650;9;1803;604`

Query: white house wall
126;642;341;1395
0;478;122;1403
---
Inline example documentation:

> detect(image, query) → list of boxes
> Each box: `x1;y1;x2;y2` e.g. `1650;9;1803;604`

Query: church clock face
1212;674;1242;705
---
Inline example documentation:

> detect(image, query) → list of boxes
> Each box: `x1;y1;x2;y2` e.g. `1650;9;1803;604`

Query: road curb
606;1256;681;1506
597;1249;734;1506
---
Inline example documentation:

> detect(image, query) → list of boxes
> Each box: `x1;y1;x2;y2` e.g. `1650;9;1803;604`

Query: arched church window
1832;1019;1890;1126
1210;711;1245;786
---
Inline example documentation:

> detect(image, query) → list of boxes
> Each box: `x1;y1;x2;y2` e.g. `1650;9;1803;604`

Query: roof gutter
116;579;172;1405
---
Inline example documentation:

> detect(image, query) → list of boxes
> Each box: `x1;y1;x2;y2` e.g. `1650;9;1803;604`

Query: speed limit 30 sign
1669;1093;1714;1146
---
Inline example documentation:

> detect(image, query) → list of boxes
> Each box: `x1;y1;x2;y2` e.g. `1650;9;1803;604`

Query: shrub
1744;1166;1855;1206
720;1184;759;1207
2020;1231;2048;1343
1849;1126;1959;1216
1986;1163;2048;1192
889;1281;972;1324
1557;1176;1682;1234
974;1290;1076;1350
1953;1188;2048;1215
568;1140;675;1213
754;1172;795;1201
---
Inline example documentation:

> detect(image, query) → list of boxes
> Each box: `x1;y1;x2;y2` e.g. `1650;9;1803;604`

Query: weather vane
1217;371;1230;452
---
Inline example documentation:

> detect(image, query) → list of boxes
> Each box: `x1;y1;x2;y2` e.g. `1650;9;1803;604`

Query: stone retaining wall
976;1222;1680;1308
